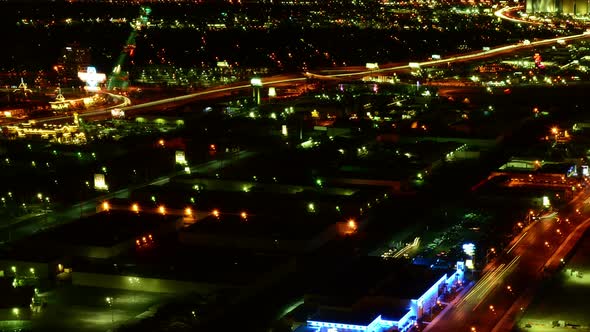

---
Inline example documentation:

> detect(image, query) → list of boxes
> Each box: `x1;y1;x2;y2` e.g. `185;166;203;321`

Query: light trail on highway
426;185;590;332
16;30;590;127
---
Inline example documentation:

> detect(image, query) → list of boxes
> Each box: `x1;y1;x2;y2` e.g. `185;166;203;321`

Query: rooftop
182;212;333;240
74;244;288;286
303;256;448;303
26;210;180;247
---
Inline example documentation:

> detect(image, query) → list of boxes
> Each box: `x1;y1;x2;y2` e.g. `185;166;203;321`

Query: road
0;150;255;244
9;30;589;128
425;187;590;332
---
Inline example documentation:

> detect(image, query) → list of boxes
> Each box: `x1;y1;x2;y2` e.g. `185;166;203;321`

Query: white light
462;243;476;256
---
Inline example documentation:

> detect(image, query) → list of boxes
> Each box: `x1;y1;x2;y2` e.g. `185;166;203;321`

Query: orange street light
212;209;220;218
158;205;166;215
102;201;110;211
185;207;192;216
131;203;139;213
240;211;248;220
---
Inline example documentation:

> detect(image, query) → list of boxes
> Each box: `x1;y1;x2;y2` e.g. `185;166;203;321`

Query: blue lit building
293;258;465;332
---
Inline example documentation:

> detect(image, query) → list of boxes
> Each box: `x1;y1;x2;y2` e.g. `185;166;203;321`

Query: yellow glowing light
185;207;192;216
158;205;166;215
212;209;220;217
102;201;110;211
240;211;248;219
131;203;139;212
348;219;357;229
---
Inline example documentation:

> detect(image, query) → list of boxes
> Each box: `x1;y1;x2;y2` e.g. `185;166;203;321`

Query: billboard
175;150;187;165
94;173;108;191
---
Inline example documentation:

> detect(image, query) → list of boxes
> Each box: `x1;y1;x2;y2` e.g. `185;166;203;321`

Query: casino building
526;0;590;15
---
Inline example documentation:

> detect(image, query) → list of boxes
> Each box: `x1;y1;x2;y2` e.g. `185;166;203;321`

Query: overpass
7;31;590;127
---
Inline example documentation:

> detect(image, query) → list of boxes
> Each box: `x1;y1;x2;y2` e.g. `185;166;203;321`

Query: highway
10;30;589;128
0;150;255;244
425;187;590;332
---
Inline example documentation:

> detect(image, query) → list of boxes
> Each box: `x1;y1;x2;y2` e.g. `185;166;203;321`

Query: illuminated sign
175;150;187;165
583;165;589;177
281;124;288;136
268;87;276;97
431;54;441;60
217;61;229;67
111;109;125;118
462;243;475;257
542;196;550;207
409;62;421;69
366;62;379;70
250;78;263;87
465;259;474;270
78;67;106;92
94;173;108;191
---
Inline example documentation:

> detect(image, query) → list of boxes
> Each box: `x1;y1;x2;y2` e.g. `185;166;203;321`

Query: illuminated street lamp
158;205;166;215
185;207;193;217
131;203;139;213
102;201;110;212
240;211;248;220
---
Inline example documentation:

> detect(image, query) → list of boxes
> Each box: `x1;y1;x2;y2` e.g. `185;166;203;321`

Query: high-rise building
526;0;590;14
54;43;91;85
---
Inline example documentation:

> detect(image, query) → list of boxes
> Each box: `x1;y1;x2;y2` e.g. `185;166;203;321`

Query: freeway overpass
10;31;590;127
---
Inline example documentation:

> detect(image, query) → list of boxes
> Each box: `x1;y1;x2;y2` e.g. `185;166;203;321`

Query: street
425;187;590;332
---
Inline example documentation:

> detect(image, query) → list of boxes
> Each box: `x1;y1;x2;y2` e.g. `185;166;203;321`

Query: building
21;210;182;259
293;257;465;332
55;43;91;85
526;0;590;14
71;246;294;295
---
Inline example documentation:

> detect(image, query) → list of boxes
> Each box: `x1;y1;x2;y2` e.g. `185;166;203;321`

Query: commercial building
71;246;294;295
293;257;465;332
21;210;182;259
179;213;339;253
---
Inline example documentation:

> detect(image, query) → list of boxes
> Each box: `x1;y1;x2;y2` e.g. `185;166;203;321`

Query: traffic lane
430;216;571;332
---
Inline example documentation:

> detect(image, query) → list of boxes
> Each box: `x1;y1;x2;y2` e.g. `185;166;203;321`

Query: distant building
526;0;590;15
55;43;91;85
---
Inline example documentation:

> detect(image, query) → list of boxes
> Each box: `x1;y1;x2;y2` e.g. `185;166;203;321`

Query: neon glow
78;67;106;92
306;265;464;332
